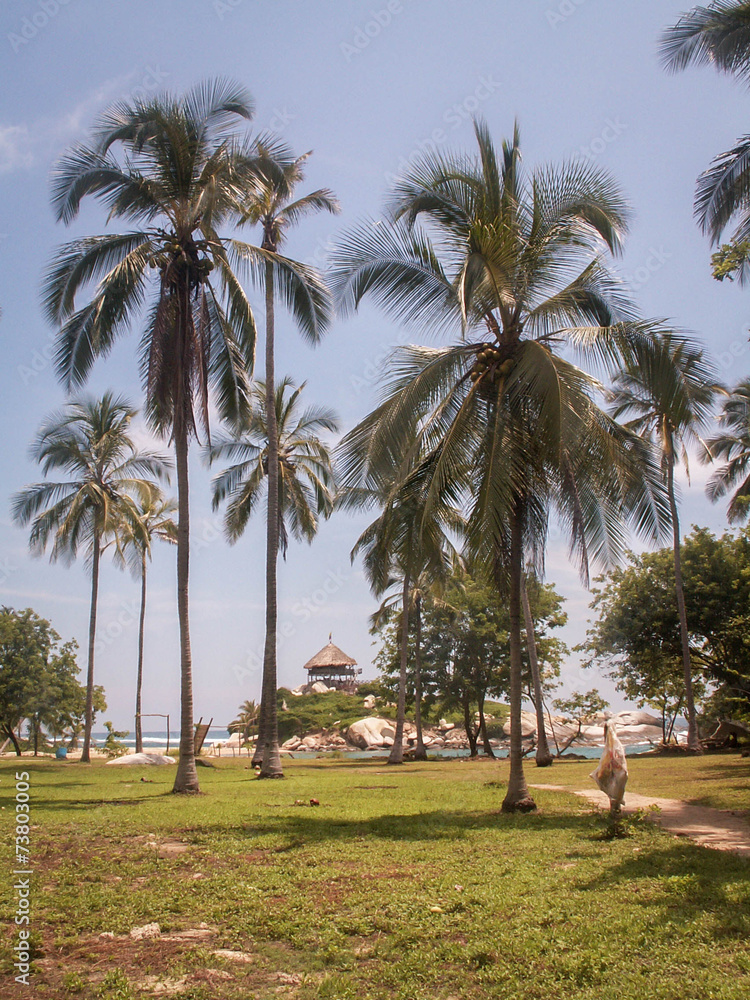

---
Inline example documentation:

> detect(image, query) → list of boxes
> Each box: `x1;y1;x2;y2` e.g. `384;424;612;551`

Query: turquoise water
91;731;657;761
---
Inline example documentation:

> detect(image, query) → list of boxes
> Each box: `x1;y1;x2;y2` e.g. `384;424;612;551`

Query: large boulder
614;710;661;728
616;723;664;744
502;711;537;738
346;717;396;749
106;753;175;766
310;681;331;694
363;694;377;710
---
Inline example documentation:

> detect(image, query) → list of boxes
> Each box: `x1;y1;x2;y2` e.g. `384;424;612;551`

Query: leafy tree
11;394;167;762
116;488;177;753
332;122;667;808
609;333;722;750
350;474;460;764
0;607;101;755
102;721;129;758
210;378;338;771
522;574;568;765
661;2;750;282
374;571;567;757
552;690;610;753
233;153;338;779
43;80;276;793
581;527;750;727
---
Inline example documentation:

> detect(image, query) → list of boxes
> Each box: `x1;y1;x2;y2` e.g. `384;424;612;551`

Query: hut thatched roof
303;640;357;672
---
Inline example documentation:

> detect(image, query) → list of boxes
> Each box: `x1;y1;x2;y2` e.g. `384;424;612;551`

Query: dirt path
531;784;750;857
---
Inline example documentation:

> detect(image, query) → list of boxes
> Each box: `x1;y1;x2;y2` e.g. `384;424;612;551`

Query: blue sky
1;0;749;731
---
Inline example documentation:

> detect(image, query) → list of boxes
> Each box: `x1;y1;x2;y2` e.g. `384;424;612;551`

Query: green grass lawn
1;753;749;999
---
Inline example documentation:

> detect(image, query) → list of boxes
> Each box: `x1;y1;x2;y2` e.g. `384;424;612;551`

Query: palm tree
115;489;177;753
332;122;668;809
229;699;259;741
209;377;338;774
11;393;169;762
704;378;750;519
661;3;750;276
229;153;339;778
350;472;462;765
42;80;283;793
521;574;554;767
609;333;722;751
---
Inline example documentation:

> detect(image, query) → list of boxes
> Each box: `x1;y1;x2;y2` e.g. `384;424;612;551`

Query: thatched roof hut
303;637;359;691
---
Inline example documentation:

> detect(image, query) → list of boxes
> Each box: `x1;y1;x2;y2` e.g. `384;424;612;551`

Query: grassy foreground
1;754;749;999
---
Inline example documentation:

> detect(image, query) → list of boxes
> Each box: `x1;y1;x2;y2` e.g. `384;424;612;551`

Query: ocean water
91;728;229;749
90;732;661;760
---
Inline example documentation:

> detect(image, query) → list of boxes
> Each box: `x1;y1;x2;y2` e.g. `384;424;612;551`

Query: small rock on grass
212;949;253;963
130;922;161;940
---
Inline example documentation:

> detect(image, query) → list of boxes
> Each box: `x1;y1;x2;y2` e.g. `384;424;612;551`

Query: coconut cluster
469;343;516;392
149;240;215;285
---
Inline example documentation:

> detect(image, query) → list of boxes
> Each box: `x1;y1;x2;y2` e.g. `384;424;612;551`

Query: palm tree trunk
413;594;427;760
667;460;702;752
172;416;200;793
521;578;553;767
502;507;536;812
251;693;267;767
388;572;411;765
260;257;284;779
80;533;101;764
135;550;147;755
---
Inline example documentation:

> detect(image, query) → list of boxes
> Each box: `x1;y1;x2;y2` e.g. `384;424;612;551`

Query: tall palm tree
704;378;750;519
209;377;338;774
115;488;177;753
42;80;280;793
332;122;668;809
230;153;339;778
11;393;169;762
661;3;750;275
350;471;462;765
609;333;722;751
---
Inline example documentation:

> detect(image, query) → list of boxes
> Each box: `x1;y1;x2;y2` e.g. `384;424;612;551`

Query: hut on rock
303;636;360;693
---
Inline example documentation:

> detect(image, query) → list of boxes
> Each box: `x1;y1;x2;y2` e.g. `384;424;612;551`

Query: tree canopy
581;527;750;726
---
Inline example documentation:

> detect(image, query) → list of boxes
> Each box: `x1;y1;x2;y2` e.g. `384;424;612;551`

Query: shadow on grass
579;840;750;940
184;806;602;846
